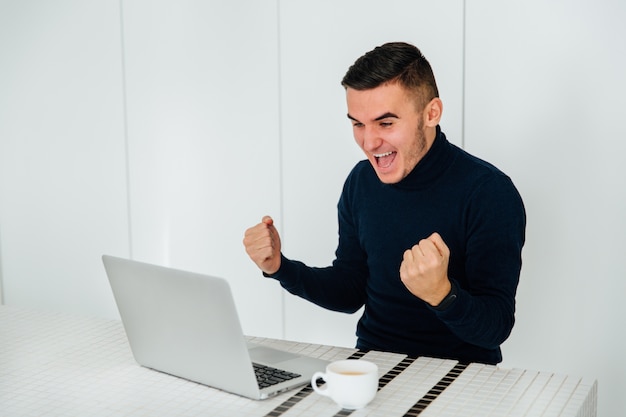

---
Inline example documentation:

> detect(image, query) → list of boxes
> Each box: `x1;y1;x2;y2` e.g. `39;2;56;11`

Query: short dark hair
341;42;439;110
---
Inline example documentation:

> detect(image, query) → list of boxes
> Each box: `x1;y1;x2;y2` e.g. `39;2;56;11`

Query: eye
380;121;393;127
352;122;364;128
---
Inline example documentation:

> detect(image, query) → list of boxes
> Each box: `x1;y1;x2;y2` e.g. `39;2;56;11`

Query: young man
243;42;526;365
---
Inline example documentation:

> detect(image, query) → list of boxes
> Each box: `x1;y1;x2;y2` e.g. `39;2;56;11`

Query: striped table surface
0;306;597;417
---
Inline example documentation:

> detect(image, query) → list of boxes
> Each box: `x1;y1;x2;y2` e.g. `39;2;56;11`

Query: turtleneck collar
388;125;454;190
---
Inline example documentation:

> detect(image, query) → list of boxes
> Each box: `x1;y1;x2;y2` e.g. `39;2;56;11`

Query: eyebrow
346;112;400;122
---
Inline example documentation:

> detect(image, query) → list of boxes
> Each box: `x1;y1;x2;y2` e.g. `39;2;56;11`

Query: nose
361;126;382;152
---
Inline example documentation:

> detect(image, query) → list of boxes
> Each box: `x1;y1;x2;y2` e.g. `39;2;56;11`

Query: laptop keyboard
253;363;301;389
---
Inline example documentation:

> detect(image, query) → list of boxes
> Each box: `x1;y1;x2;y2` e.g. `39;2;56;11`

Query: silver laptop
102;255;328;400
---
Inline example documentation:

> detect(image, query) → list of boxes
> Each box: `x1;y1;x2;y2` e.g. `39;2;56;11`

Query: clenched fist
243;216;282;275
399;232;452;306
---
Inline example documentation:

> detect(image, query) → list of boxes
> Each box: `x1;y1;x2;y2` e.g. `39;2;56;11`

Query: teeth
374;151;394;158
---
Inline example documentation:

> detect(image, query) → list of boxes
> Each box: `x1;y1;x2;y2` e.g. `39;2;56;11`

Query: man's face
346;82;429;184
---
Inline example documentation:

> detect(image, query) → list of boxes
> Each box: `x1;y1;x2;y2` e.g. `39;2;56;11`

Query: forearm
438;173;525;349
266;254;367;314
432;282;516;349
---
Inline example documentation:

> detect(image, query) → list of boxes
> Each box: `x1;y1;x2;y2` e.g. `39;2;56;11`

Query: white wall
0;0;624;415
0;0;129;317
465;2;626;416
0;0;285;338
119;0;285;339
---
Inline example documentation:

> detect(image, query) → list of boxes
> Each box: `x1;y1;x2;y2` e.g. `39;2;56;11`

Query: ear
423;98;443;127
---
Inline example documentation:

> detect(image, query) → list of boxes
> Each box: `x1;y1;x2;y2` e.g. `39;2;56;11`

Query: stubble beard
403;118;427;179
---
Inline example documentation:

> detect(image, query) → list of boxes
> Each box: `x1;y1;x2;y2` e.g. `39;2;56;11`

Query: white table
0;306;597;416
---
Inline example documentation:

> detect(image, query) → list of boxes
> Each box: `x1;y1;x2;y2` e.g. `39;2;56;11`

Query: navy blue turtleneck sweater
269;127;526;364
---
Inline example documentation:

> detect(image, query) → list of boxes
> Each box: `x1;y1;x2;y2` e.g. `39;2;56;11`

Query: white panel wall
0;0;284;338
465;1;626;416
0;0;129;317
119;0;283;338
278;0;464;347
1;0;624;415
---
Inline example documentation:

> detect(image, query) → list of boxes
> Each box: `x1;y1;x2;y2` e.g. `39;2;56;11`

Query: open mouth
374;151;396;169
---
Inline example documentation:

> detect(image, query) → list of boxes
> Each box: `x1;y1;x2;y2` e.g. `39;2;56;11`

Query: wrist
262;254;283;277
432;280;458;311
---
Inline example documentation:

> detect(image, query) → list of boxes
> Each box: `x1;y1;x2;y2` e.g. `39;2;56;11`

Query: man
243;42;526;365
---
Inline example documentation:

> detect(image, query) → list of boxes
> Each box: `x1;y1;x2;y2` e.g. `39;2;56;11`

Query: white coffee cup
311;359;378;410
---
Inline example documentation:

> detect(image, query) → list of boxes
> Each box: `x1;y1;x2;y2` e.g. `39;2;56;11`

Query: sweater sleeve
265;174;369;314
433;173;526;350
267;254;367;314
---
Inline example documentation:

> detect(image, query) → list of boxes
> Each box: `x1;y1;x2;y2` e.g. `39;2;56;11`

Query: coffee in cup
311;359;378;410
